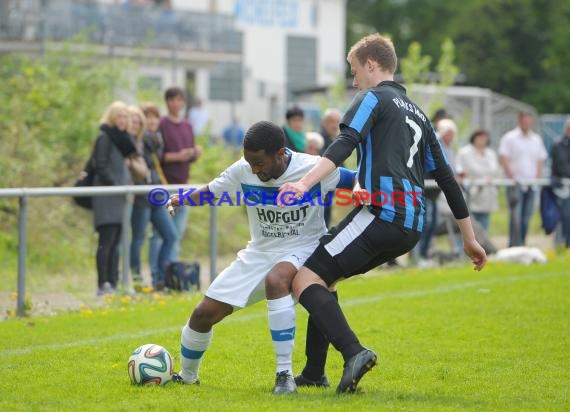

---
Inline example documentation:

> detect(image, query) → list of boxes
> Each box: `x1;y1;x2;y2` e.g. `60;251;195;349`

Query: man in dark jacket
551;118;570;247
319;108;342;154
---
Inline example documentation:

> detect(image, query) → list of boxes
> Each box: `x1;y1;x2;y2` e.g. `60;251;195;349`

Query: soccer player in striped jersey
167;121;356;393
279;33;487;394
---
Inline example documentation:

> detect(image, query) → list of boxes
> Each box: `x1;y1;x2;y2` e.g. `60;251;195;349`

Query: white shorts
205;242;318;309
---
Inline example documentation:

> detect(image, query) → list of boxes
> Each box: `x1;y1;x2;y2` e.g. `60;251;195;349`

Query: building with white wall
168;0;347;134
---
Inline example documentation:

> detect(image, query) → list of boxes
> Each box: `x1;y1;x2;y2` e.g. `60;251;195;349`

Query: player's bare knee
190;299;229;331
265;269;295;299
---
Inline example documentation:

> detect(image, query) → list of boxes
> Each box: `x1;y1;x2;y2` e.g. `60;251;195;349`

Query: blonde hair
127;105;147;140
306;132;325;151
100;101;129;128
347;33;397;74
436;118;458;137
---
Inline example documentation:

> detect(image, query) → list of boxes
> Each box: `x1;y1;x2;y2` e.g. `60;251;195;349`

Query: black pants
305;207;421;286
96;224;122;288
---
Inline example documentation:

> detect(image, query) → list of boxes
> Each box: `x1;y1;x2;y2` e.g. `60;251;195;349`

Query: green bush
0;42;253;290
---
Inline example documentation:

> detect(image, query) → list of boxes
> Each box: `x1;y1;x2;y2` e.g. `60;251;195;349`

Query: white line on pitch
0;271;566;357
341;270;567;307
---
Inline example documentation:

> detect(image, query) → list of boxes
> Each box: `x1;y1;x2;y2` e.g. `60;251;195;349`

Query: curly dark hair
243;121;285;155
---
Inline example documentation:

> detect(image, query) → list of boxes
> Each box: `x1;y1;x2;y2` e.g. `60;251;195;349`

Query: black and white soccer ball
128;344;174;386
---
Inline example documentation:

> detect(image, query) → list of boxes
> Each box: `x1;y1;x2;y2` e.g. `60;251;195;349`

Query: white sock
267;295;296;375
179;324;212;383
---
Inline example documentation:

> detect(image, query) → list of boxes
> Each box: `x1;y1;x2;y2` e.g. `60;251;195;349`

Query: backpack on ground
540;186;560;235
164;261;201;291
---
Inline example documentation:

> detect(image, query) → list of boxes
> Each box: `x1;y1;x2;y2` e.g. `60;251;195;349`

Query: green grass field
1;257;568;411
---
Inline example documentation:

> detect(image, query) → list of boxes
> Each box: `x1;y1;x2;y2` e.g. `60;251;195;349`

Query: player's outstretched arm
167;185;212;216
278;157;336;205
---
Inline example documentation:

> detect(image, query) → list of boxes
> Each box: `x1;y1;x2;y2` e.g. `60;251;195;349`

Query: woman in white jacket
456;129;500;231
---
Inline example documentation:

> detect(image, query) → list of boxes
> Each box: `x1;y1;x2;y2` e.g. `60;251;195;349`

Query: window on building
209;62;243;102
286;36;316;101
258;80;265;98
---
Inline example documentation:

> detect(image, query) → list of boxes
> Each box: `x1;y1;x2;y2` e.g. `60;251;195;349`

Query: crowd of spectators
89;87;200;295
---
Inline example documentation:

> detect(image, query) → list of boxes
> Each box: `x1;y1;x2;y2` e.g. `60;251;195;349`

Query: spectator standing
222;117;245;148
456;130;500;231
129;104;177;289
319;108;342;154
92;101;141;295
416;110;449;263
283;106;306;152
319;109;342;228
499;112;547;246
550;118;570;247
437;118;458;172
126;105;149;177
188;98;209;137
435;118;463;256
150;87;201;277
305;132;325;156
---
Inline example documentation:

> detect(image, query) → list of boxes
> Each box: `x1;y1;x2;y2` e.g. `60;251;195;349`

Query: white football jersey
208;152;354;252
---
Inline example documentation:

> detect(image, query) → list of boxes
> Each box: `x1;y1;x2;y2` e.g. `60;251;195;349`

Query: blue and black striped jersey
327;81;450;232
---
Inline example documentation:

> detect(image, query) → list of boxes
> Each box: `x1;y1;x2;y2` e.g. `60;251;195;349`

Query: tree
400;38;461;119
346;0;569;113
525;1;570;112
0;42;131;189
346;0;460;73
451;0;544;103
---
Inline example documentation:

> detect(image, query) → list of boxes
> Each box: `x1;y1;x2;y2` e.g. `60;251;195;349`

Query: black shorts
304;206;421;286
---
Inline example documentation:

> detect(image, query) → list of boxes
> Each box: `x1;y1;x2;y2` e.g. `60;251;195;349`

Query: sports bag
72;155;95;210
540;186;560;235
164;261;201;291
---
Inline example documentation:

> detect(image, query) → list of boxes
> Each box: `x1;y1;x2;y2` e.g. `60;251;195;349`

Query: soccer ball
128;344;174;386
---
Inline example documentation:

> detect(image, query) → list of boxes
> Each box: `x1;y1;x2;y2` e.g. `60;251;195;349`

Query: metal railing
1;178;568;316
0;184;216;316
0;1;242;54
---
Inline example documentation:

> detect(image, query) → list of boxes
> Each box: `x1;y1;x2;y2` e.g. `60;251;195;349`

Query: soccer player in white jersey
167;121;356;393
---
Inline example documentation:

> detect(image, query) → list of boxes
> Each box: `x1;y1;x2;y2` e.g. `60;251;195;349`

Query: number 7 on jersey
406;116;422;168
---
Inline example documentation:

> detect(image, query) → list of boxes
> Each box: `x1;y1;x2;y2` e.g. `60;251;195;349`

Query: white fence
0;184;216;316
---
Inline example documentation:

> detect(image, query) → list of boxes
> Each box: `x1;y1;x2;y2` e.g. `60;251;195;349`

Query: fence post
209;206;217;285
121;192;134;294
17;195;28;316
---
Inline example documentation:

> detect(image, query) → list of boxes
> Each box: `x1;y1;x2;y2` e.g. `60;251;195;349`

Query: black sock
299;284;364;363
302;290;338;380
